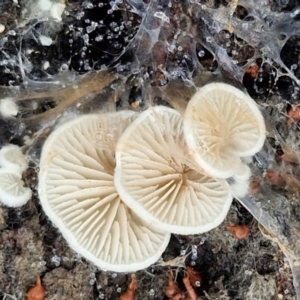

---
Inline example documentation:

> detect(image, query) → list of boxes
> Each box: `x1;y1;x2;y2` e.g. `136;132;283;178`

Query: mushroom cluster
38;82;265;272
114;106;232;235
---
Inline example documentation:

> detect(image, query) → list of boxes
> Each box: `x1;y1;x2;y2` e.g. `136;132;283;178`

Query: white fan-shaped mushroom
114;106;232;235
0;144;28;174
184;83;266;178
0;169;32;207
38;112;170;272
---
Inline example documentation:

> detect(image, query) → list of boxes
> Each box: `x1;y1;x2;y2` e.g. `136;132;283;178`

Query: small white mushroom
0;144;28;174
50;3;66;22
38;0;52;11
115;106;232;234
184;83;266;178
36;0;65;22
0;24;5;34
0;169;32;207
38;112;170;272
39;35;53;46
0;97;19;118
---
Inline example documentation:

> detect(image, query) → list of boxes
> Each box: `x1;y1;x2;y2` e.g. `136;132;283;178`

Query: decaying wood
17;70;117;125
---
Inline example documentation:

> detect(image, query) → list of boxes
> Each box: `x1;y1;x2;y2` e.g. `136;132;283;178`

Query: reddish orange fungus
26;276;45;300
227;225;250;240
265;171;280;186
246;64;259;78
287;106;300;125
249;178;261;196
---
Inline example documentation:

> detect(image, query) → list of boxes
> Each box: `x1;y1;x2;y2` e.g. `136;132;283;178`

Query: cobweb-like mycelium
38;112;170;272
184;83;266;179
114;106;232;235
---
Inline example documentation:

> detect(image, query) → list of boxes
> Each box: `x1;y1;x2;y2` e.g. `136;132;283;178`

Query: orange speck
246;64;259;78
249;178;261;196
228;22;234;33
130;100;140;109
287;106;300;125
265;171;280;186
120;274;137;300
227;225;250;240
26;276;45;300
280;172;300;194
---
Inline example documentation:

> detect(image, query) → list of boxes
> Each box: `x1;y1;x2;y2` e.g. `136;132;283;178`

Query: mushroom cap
38;112;170;272
184;83;266;178
0;144;28;174
0;169;32;207
114;106;232;234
